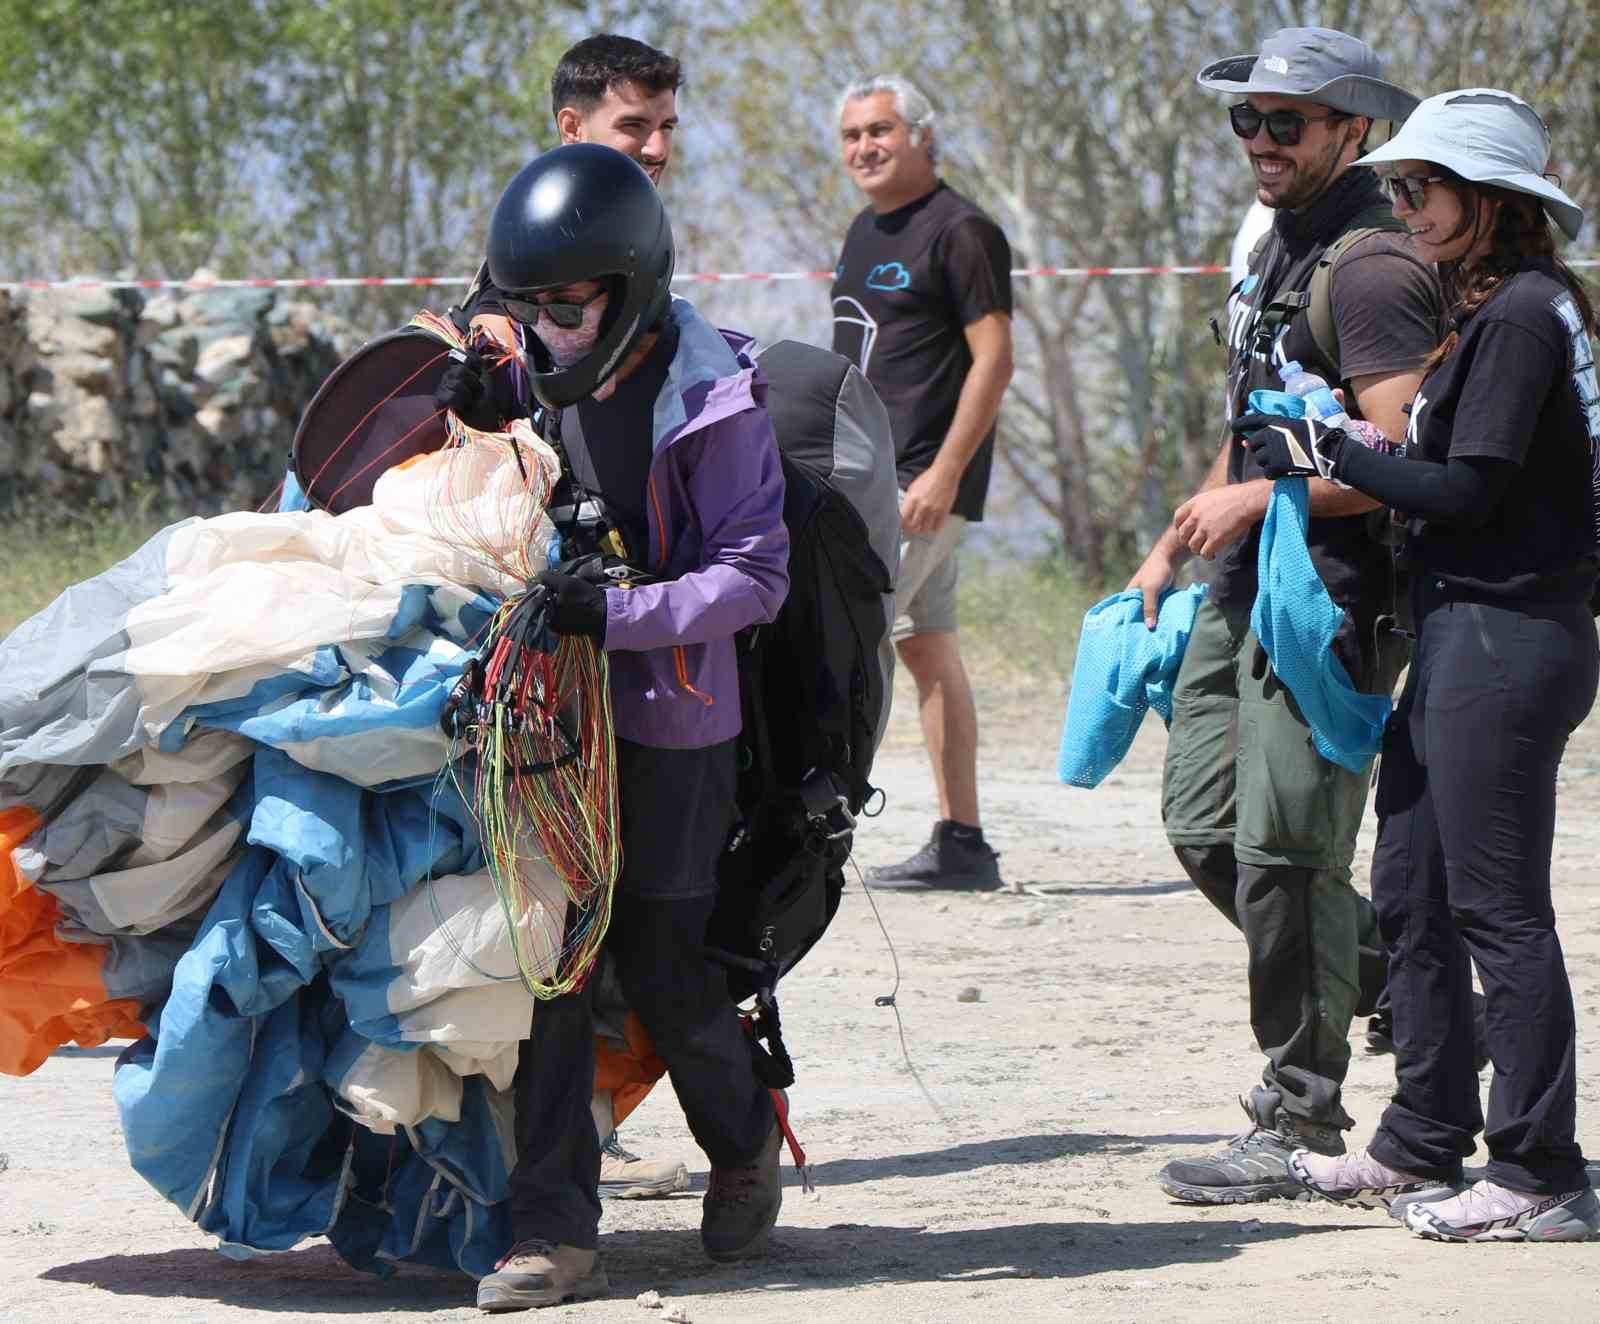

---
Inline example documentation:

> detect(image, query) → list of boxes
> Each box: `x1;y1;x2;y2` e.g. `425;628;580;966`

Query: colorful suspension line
443;589;620;999
412;307;620;998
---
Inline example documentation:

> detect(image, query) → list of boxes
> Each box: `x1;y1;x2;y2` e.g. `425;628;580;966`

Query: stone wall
0;277;362;512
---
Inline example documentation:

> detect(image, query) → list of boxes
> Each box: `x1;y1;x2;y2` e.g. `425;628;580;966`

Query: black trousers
507;740;774;1248
1367;590;1596;1194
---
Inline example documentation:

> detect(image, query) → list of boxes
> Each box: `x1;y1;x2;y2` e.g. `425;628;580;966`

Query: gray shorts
892;515;967;640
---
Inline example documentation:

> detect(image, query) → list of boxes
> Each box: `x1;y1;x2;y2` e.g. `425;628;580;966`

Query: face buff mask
529;293;609;369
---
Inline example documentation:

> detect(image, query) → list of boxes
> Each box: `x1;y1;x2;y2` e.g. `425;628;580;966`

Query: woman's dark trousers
1368;590;1597;1194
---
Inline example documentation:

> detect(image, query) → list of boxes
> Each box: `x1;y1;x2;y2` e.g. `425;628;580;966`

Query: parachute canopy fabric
290;328;456;514
0;431;578;1277
1057;585;1209;788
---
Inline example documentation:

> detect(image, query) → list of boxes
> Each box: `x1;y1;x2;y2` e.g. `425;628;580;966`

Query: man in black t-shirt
832;75;1014;892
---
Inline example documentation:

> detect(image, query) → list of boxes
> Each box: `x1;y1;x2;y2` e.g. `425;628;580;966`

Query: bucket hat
1197;27;1418;123
1356;88;1583;240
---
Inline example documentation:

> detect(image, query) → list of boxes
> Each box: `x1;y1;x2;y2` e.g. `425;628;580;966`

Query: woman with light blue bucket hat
1245;87;1600;1242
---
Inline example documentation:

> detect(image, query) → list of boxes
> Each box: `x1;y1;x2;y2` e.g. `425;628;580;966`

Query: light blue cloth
1057;584;1209;788
1251;482;1392;773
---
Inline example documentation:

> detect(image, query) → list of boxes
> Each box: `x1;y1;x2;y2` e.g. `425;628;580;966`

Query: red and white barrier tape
2;260;1596;293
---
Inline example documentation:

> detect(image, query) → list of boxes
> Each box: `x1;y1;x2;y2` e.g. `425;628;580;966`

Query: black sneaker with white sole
864;822;1002;892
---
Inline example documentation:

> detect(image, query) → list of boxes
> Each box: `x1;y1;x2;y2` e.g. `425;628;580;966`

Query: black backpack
704;340;898;1085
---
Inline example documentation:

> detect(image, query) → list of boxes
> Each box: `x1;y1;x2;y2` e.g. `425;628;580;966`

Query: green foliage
957;552;1106;689
0;495;173;639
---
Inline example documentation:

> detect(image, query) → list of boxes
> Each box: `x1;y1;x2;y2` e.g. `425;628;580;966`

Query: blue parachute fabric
1252;478;1392;773
1057;584;1209;788
113;752;515;1274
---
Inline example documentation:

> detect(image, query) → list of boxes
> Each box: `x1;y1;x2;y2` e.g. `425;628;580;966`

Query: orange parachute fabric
0;806;146;1076
594;1012;667;1131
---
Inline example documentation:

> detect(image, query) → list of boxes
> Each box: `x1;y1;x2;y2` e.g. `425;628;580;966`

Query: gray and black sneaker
1158;1087;1345;1204
864;822;1002;892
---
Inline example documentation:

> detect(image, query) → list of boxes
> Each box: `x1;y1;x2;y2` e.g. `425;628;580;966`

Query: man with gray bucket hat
1126;27;1445;1204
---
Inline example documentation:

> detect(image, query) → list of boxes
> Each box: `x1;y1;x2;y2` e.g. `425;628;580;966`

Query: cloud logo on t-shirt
866;262;911;292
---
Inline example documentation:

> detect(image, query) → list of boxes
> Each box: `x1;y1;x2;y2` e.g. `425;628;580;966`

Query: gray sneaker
1289;1146;1458;1218
865;823;1001;892
1405;1180;1600;1243
1158;1087;1344;1204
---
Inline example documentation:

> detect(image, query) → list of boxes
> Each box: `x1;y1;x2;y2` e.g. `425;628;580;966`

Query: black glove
1234;412;1348;483
534;570;608;643
434;350;505;432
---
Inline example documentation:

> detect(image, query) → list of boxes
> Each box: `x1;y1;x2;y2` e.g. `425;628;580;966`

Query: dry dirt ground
5;673;1600;1323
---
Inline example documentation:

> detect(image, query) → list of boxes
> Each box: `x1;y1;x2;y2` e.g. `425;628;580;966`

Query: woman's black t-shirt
1402;265;1600;602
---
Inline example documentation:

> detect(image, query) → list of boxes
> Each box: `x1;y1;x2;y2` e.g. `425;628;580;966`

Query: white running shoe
1290;1146;1455;1216
1405;1179;1600;1243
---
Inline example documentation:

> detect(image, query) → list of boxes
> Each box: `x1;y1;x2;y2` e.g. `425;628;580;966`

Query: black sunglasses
1383;173;1446;211
1229;103;1349;147
501;287;606;329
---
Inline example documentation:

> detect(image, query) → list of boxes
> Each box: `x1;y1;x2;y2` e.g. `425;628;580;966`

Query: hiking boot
864;822;1001;891
476;1240;608;1312
1290;1146;1457;1217
1157;1087;1345;1204
1365;991;1490;1073
1405;1180;1600;1243
701;1119;782;1262
598;1131;690;1200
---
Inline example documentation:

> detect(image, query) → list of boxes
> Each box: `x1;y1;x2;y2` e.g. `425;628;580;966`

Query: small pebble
819;966;841;977
956;986;982;1003
1240;1218;1264;1233
935;903;950;914
664;1307;692;1324
636;1290;663;1309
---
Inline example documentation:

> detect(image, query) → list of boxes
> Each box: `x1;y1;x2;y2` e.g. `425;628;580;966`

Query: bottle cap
1279;360;1302;377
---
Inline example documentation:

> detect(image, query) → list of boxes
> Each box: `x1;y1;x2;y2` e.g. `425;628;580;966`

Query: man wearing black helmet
471;144;791;1312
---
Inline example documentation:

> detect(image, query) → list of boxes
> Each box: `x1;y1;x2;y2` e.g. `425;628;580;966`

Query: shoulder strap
1305;204;1410;377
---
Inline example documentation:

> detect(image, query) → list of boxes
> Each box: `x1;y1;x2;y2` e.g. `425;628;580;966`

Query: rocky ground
4;674;1600;1322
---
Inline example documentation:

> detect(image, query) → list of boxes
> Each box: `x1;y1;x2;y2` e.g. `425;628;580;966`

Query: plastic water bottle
1279;360;1350;428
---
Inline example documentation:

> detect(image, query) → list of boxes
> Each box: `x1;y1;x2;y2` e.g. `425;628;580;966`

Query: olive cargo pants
1162;596;1404;1128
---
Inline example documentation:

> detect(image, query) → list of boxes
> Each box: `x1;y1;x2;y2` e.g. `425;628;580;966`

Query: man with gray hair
1125;27;1444;1205
833;75;1014;892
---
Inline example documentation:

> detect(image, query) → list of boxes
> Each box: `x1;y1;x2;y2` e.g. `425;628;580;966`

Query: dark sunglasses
1229;102;1349;147
501;287;605;329
1383;173;1446;211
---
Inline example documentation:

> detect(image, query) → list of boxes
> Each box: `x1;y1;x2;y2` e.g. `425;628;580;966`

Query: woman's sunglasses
1228;103;1349;147
501;287;606;329
1383;173;1446;211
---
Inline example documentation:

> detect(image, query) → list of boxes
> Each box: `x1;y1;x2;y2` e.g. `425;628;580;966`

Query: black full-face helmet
485;143;675;408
